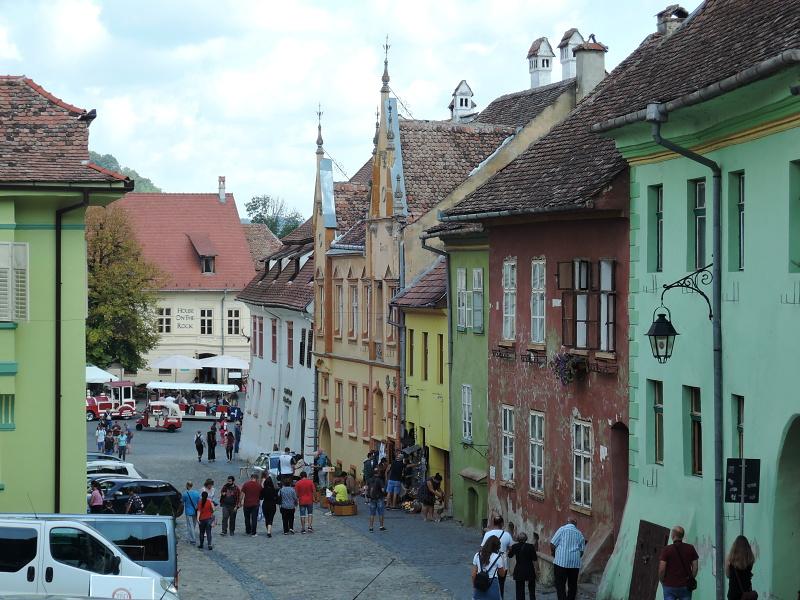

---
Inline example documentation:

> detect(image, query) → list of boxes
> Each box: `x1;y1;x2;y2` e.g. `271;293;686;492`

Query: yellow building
392;258;450;495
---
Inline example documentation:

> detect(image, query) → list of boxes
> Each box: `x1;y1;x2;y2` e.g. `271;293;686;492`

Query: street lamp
646;308;678;363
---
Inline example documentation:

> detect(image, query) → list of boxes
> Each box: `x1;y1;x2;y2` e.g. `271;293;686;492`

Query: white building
237;219;315;462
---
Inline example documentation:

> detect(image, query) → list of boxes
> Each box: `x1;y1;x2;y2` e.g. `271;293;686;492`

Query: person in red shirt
294;471;316;533
659;525;699;600
241;473;262;537
197;491;215;550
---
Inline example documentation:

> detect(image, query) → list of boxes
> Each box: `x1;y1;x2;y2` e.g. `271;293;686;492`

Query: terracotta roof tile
281;217;314;243
349;158;373;185
242;223;283;270
333;181;370;233
475;79;575;128
558;28;581;48
392;258;448;309
423;221;484;237
333;219;366;248
116;192;255;291
237;241;314;311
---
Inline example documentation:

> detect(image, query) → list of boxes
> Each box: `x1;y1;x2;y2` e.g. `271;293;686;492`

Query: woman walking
206;425;217;462
472;535;506;600
88;481;104;514
726;535;756;600
225;430;235;462
508;532;538;600
278;479;298;535
197;491;215;550
260;475;279;538
194;431;204;462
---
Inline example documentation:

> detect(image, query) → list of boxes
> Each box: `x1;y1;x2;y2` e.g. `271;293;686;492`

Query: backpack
473;552;501;592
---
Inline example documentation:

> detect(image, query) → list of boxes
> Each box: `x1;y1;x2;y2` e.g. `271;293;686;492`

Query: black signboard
725;458;760;503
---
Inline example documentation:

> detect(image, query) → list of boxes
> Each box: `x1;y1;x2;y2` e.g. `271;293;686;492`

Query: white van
0;518;178;599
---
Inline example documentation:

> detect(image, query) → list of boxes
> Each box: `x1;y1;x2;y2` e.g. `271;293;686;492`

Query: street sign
725;458;760;503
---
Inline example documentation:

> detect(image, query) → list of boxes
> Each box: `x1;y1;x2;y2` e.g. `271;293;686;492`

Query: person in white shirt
95;426;106;452
278;447;295;482
481;515;514;598
472;534;506;600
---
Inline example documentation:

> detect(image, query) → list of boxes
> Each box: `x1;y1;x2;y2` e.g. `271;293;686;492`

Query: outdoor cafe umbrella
86;365;119;384
150;355;203;382
198;355;249;370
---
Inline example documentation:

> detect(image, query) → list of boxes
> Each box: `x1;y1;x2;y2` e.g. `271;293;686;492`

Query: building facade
0;77;131;512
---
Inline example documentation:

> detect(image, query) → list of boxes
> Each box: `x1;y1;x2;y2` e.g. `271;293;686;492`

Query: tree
245;194;303;238
89;151;162;193
85;204;165;370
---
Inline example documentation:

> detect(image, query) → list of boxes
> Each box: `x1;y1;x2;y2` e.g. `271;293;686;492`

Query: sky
0;0;701;219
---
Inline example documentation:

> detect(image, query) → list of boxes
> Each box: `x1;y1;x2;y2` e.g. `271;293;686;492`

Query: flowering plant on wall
550;349;586;385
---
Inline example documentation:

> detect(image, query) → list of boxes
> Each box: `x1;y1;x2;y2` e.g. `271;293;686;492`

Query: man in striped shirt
550;518;586;600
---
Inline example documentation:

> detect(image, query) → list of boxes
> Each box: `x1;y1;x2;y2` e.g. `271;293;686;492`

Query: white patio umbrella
86;365;119;384
198;355;249;370
150;355;203;370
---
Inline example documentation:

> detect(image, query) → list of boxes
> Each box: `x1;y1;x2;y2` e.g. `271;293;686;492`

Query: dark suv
90;477;183;517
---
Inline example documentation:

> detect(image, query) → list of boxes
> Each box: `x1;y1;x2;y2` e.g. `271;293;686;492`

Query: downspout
397;237;406;442
55;191;90;512
420;238;452;374
649;104;724;600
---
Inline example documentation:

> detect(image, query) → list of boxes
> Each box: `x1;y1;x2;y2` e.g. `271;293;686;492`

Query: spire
394;173;402;199
316;103;324;156
372;106;379;155
381;35;391;93
386;102;395;152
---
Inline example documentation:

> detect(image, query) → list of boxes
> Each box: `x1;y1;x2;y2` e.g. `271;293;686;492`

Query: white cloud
42;0;109;60
0;24;21;61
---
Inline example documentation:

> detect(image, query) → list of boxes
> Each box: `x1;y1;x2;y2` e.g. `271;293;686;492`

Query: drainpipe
55;191;90;512
220;288;227;384
397;238;406;442
647;103;724;600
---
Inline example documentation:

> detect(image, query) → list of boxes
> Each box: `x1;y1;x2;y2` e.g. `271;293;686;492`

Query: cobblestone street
89;422;596;599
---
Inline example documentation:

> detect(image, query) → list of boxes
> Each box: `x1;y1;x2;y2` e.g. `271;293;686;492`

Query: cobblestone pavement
87;421;596;599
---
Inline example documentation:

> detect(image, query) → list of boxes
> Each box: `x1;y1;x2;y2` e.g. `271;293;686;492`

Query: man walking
294;472;316;533
362;451;375;486
367;472;387;532
95;425;105;452
241;474;262;537
483;515;514;598
181;482;200;545
659;525;699;600
386;453;405;509
219;476;241;536
550;518;586;600
206;425;217;462
117;430;128;461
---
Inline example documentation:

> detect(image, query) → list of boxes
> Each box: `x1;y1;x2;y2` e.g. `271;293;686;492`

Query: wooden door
629;520;669;600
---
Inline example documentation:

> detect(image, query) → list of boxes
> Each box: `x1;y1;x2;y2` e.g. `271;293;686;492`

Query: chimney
557;28;584;80
656;5;688;36
574;34;608;101
218;176;226;203
527;37;555;89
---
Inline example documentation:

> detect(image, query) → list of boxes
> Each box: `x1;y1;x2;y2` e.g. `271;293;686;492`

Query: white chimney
527;37;555;89
656;5;688;36
218;176;226;203
574;34;608;101
557;28;584;79
449;80;477;123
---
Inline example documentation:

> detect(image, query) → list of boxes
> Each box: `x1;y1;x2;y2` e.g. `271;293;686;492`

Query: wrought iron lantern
646;308;679;363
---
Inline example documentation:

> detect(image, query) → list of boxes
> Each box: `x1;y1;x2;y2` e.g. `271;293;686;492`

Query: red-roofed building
115;177;255;385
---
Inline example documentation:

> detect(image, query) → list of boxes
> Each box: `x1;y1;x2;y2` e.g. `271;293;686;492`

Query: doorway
772;415;800;598
198;353;216;384
299;397;307;457
319;418;331;457
373;390;385;438
629;520;670;600
467;486;478;528
610;422;630;538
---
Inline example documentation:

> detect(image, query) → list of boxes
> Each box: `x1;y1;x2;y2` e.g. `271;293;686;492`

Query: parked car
91;478;183;517
86;461;146;479
86;452;123;463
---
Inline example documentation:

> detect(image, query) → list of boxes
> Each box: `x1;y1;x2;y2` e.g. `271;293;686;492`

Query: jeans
515;578;536;600
226;446;233;461
221;506;237;534
243;506;258;534
97;441;104;452
198;518;212;547
553;565;579;600
118;446;127;461
662;586;692;600
208;444;216;460
184;513;197;544
280;507;295;533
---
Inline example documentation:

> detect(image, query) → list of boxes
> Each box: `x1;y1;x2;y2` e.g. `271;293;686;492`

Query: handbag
675;545;697;591
474;552;502;592
733;567;758;600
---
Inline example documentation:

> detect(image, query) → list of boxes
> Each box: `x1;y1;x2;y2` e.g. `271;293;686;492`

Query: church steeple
316;103;324;158
381;35;391;94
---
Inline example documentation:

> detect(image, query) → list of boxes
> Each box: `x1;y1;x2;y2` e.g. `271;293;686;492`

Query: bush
158;498;174;516
144;502;159;515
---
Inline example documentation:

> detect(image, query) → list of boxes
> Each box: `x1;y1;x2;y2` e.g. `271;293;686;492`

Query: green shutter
0;394;14;430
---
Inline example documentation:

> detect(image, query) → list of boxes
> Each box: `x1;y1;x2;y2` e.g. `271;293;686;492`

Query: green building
0;77;131;513
592;3;800;598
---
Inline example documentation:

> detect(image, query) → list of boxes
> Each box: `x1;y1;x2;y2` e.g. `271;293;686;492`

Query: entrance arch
373;389;385;438
610;422;630;539
319;417;331;457
772;415;800;597
299;397;307;456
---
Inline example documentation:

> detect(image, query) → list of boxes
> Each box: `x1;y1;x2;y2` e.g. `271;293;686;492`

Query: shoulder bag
733;567;758;600
675;545;697;591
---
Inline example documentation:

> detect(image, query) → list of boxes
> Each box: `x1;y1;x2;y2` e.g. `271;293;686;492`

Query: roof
333;219;367;248
187;232;218;257
475;78;575;128
281;217;313;244
242;223;283;270
423;221;484;239
392;258;448;309
527;37;554;58
333;181;370;233
398;119;515;221
349;158;373;185
558;28;581;48
116;193;255;290
0;76;130;185
237;239;315;311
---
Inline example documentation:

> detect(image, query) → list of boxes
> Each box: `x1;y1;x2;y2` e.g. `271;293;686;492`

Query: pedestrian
295;471;315;533
202;478;216;504
658;525;699;600
508;532;538;600
314;449;330;488
260;475;279;538
279;447;295;481
117;430;128;461
483;515;515;599
206;425;217;462
181;482;201;546
197;491;214;550
104;411;113;430
234;420;242;455
551;518;586;600
278;479;298;535
363;450;375;485
419;473;444;522
103;431;115;455
95;425;106;453
386;453;405;509
726;535;756;600
241;473;262;537
194;431;204;463
366;472;387;532
125;486;145;514
472;534;506;600
219;476;241;536
225;430;235;462
88;481;104;514
125;425;134;455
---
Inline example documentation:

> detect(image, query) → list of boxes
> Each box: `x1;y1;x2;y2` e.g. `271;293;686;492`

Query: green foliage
89;151;161;193
144;502;159;515
86;205;165;371
158;497;175;516
245;194;303;238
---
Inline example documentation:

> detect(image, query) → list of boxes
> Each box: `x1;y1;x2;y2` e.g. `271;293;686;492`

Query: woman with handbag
471;535;506;600
726;535;757;600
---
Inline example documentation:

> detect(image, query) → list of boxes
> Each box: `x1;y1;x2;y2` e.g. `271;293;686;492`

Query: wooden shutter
556;261;573;290
561;291;575;346
587;293;600;350
0;244;12;321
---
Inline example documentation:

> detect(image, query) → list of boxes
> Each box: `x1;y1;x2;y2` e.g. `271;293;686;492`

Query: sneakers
197;544;203;549
307;526;314;532
379;526;387;531
267;533;272;538
250;534;257;538
369;527;374;532
283;532;289;535
289;529;295;534
300;529;306;534
220;532;227;536
208;546;213;550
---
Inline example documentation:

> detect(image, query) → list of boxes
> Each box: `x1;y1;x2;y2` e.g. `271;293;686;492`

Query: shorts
369;498;385;516
386;479;402;495
299;504;313;516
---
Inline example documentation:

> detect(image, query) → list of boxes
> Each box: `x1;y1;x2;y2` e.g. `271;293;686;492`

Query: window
472;268;484;333
529;411;544;493
574;260;590;348
502;259;517;340
656;186;664;272
530;260;546;344
0;394;14;430
306;329;313;368
317;284;325;334
599;259;616;352
501;405;515;481
422;332;429;381
91;521;168;563
349;285;359;337
734;395;744;459
387;285;398;342
335;380;343;428
688;386;702;475
299;328;306;366
456;268;467;329
256;317;264;358
363;283;371;338
157;308;171;334
287;321;294;368
573;420;592;507
348;383;357;432
158;368;171;376
201;256;215;274
50;527;117;574
362;386;370;437
250;317;256;355
693;180;707;269
271;319;277;362
334;284;343;336
461;385;473;441
200;309;213;335
652;380;664;464
437;333;444;385
227;309;240;335
321;373;329;399
543;58;550;68
737;173;745;270
408;329;414;376
0;526;37;572
375;285;384;340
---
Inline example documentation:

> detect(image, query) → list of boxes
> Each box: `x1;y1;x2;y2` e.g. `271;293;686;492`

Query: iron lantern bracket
660;263;714;320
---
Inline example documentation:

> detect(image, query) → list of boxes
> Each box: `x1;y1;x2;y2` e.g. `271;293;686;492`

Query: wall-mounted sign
175;307;195;330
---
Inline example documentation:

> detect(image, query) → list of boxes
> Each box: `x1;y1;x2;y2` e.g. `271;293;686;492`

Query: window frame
200;308;213;336
437;333;444;385
656;185;664;272
201;256;215;274
694;180;707;269
349;284;359;339
316;283;325;335
157;307;172;334
334;284;343;338
408;329;415;377
572;420;593;508
461;384;473;442
599;259;616;352
653;381;664;465
227;308;240;335
286;321;294;368
422;332;429;381
271;318;278;363
348;383;357;433
690;387;702;476
501;405;515;481
456;268;467;329
334;380;343;429
530;259;546;344
529;411;544;494
737;173;745;271
472;268;484;334
502;259;517;341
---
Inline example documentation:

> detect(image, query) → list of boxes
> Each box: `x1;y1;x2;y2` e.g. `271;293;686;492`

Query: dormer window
188;232;219;276
201;256;215;274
